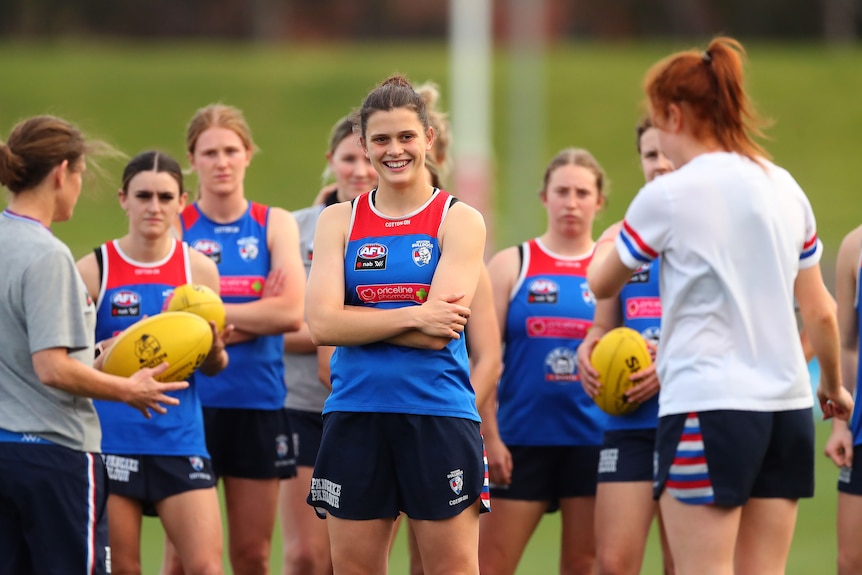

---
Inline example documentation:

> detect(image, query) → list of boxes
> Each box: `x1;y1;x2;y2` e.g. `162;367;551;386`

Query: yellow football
589;327;652;416
101;312;214;382
162;283;225;333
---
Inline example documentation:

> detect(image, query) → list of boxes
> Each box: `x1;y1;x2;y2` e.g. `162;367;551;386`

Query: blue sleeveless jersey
180;201;285;410
851;257;862;446
607;258;662;431
497;239;607;446
324;189;479;421
93;239;208;456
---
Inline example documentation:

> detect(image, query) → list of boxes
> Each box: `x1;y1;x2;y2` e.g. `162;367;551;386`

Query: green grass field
1;40;858;573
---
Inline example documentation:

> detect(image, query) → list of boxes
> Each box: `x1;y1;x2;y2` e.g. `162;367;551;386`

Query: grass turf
0;40;856;572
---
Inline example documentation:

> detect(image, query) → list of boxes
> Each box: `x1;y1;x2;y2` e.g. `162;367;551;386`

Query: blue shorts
0;442;109;575
654;409;814;506
204;407;297;479
103;454;216;516
837;442;862;495
309;412;490;520
284;408;323;468
597;428;656;483
489;445;600;511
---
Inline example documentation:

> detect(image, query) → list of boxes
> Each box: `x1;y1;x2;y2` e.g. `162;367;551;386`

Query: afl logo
111;290;141;317
528;279;558;304
355;243;388;270
192;239;222;264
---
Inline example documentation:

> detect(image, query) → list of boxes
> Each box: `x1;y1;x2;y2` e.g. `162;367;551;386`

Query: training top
0;211;101;452
616;152;818;416
606;258;662;431
181;201;286;410
497;238;607;446
283;193;337;412
92;239;208;456
324;189;479;421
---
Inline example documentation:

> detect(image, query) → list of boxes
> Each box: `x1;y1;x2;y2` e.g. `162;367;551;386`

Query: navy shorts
597;428;657;483
285;408;323;468
837;442;862;495
654;409;814;507
103;453;216;516
309;412;490;520
204;407;297;479
0;442;109;575
489;445;601;512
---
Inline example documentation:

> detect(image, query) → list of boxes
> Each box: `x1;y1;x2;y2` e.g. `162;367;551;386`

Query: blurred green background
1;40;858;573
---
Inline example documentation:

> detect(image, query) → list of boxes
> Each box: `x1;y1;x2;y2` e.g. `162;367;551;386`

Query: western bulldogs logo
527;279;558;304
580;281;596;306
189;456;204;472
544;347;578;383
448;469;464;495
304;240;314;263
111;290;141;317
642;326;661;346
276;434;290;459
238;236;259;261
355;243;388;270
193;239;222;264
411;240;433;267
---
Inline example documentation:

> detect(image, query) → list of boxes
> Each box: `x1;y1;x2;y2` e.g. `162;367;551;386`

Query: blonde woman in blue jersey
826;224;862;574
305;75;488;575
479;148;608;575
166;104;306;575
589;37;851;575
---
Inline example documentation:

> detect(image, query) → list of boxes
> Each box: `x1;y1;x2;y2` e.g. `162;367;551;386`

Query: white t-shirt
615;152;818;416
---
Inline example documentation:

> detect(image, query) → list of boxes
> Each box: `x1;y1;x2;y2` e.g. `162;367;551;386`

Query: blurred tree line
0;0;858;42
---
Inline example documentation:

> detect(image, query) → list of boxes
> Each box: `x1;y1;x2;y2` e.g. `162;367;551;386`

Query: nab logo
193;239;222;264
527;279;558;304
111;290;141;317
355;243;388;270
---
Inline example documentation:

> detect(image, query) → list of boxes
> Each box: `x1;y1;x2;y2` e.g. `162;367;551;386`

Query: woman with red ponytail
589;37;852;575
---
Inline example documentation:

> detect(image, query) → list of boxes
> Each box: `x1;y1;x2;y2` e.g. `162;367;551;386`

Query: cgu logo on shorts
527;279;558;304
355;243;388;270
193;239;222;264
111;290;141;317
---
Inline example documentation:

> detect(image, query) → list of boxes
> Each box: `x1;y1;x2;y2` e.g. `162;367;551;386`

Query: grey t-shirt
0;214;101;452
283;202;331;412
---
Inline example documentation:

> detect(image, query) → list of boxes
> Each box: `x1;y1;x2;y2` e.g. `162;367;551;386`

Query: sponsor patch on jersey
527;279;558;303
238;236;259;261
411;239;434;267
544;347;579;383
111;290;141;317
526;317;591;339
628;262;652;284
192;239;222;264
220;276;265;298
356;283;430;304
625;297;662;320
355;243;388;270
